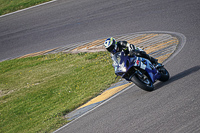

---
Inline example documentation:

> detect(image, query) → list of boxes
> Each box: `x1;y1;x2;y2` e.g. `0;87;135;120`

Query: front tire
131;74;154;92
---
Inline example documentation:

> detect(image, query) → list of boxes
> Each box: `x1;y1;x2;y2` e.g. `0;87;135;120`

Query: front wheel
131;73;154;92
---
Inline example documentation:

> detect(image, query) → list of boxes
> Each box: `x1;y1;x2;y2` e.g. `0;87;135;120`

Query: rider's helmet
104;37;117;54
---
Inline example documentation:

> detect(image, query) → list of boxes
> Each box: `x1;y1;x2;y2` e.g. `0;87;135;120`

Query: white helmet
104;37;117;54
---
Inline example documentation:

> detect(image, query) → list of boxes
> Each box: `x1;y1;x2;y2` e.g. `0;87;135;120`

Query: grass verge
0;0;52;16
0;52;117;133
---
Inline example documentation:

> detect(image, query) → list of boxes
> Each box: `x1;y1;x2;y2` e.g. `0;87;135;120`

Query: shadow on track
155;65;200;89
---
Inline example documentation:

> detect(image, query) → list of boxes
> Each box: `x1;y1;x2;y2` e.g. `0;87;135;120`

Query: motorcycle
113;51;170;91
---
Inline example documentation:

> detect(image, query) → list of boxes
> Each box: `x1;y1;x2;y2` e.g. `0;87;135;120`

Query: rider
103;37;160;66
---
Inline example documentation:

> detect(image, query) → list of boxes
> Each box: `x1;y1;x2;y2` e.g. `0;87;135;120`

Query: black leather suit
113;41;158;64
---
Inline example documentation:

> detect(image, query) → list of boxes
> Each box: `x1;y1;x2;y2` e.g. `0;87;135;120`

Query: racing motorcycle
113;51;170;91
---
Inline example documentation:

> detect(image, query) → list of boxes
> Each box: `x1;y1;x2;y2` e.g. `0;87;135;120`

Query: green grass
0;52;118;133
0;0;52;15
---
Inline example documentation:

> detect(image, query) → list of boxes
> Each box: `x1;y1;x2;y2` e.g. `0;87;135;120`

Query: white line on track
0;0;57;18
53;84;135;133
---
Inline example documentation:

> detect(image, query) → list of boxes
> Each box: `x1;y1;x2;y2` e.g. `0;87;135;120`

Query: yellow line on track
77;83;132;109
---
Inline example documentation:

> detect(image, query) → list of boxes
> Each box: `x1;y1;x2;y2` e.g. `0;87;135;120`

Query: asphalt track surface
1;0;200;133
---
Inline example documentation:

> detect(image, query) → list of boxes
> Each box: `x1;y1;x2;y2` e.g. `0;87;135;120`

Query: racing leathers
111;41;159;69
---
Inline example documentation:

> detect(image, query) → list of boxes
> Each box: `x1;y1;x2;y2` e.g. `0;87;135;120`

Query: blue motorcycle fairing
140;57;161;82
114;52;161;83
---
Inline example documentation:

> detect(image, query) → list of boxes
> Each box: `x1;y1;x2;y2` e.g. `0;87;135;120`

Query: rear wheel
131;72;154;92
158;67;170;82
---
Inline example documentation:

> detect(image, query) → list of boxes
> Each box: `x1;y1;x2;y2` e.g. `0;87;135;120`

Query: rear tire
158;67;170;82
131;74;154;92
